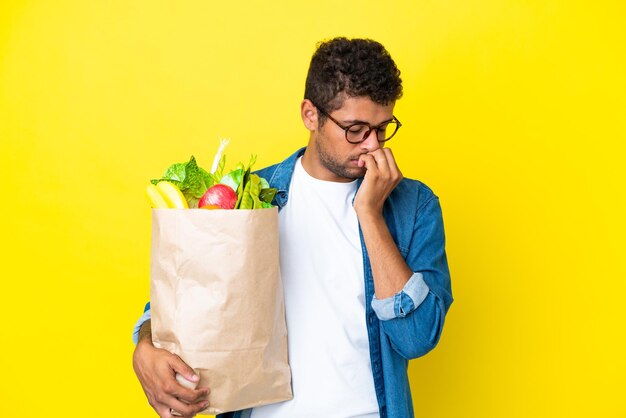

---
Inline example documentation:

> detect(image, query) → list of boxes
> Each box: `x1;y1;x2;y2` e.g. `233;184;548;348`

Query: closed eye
347;124;369;133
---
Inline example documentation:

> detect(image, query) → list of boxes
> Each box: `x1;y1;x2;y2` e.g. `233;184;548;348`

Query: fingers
372;149;391;176
382;148;403;182
353;147;402;215
166;356;210;404
358;153;375;170
359;149;392;179
135;344;210;418
166;394;210;417
152;393;209;418
151;399;184;418
169;355;200;384
170;384;210;404
153;396;209;418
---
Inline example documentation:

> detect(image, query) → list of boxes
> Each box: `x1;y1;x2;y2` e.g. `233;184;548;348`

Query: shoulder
252;148;306;192
254;162;280;182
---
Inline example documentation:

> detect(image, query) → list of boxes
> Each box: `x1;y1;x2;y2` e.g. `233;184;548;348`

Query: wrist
136;330;154;351
136;337;152;351
355;207;384;223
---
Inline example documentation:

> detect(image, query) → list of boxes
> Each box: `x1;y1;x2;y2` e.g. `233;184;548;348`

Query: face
301;96;395;182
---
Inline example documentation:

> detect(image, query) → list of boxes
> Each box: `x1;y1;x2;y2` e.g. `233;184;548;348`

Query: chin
343;165;366;179
317;146;365;180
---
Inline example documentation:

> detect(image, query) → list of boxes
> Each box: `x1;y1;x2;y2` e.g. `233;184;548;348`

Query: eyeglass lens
346;122;399;143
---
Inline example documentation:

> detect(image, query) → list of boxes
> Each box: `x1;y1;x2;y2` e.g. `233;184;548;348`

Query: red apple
199;184;237;209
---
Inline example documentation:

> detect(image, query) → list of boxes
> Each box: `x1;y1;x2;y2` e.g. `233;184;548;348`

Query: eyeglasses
311;101;402;144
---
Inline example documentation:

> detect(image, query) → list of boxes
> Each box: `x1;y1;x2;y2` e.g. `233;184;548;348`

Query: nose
359;129;380;152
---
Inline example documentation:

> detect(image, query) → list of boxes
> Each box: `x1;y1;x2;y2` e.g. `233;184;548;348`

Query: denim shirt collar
265;147;304;208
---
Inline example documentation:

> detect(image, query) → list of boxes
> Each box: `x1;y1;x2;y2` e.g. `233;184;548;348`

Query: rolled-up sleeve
371;272;430;320
132;302;152;345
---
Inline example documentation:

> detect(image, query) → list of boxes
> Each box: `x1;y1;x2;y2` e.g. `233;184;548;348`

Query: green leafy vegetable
236;174;275;210
235;166;252;209
220;168;244;192
258;176;277;207
239;177;254;209
151;156;213;208
250;174;264;209
259;188;277;204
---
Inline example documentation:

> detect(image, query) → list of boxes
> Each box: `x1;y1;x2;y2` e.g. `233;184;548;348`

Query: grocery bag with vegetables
146;140;292;415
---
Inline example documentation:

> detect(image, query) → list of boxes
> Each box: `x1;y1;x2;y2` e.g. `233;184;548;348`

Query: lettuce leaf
259;187;277;204
220;168;244;192
151;156;213;208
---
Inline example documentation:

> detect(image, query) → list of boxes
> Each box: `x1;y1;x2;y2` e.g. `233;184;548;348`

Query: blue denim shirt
133;147;453;418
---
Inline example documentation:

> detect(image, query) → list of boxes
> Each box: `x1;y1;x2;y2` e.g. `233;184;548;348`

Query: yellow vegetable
155;181;189;208
146;184;169;208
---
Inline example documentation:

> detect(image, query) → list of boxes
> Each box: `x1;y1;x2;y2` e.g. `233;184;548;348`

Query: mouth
350;154;370;168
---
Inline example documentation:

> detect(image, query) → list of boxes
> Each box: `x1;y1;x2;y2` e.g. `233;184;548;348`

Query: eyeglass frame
309;100;402;144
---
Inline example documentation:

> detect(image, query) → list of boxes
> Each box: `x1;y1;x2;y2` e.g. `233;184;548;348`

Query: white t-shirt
251;157;379;418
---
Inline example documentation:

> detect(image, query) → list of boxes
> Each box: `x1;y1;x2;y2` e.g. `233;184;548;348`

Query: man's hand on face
353;147;403;217
133;339;210;418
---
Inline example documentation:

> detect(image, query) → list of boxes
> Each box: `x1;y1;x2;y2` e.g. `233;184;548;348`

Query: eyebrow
341;117;395;125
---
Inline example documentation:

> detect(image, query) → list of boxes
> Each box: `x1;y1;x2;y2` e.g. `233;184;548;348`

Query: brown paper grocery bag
150;207;292;414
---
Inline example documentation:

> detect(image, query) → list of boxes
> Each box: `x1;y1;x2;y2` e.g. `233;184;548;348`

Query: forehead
333;96;395;123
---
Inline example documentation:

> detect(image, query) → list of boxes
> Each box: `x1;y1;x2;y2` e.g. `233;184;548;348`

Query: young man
133;37;453;418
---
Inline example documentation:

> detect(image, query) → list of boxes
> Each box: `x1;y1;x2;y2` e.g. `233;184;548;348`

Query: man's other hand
133;339;210;418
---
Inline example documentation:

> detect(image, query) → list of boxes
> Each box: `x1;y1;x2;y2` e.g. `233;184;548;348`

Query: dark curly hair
304;37;403;125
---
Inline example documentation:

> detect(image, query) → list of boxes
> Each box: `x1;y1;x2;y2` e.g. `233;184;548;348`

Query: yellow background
1;0;624;417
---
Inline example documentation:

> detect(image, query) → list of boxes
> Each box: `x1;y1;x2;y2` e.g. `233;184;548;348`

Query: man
133;37;453;418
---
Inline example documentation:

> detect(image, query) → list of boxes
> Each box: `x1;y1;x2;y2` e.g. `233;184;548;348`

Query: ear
301;99;318;132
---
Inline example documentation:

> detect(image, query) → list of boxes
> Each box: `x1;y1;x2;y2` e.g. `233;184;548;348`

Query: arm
373;197;452;359
357;210;413;299
355;149;453;359
355;148;411;298
132;311;211;417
